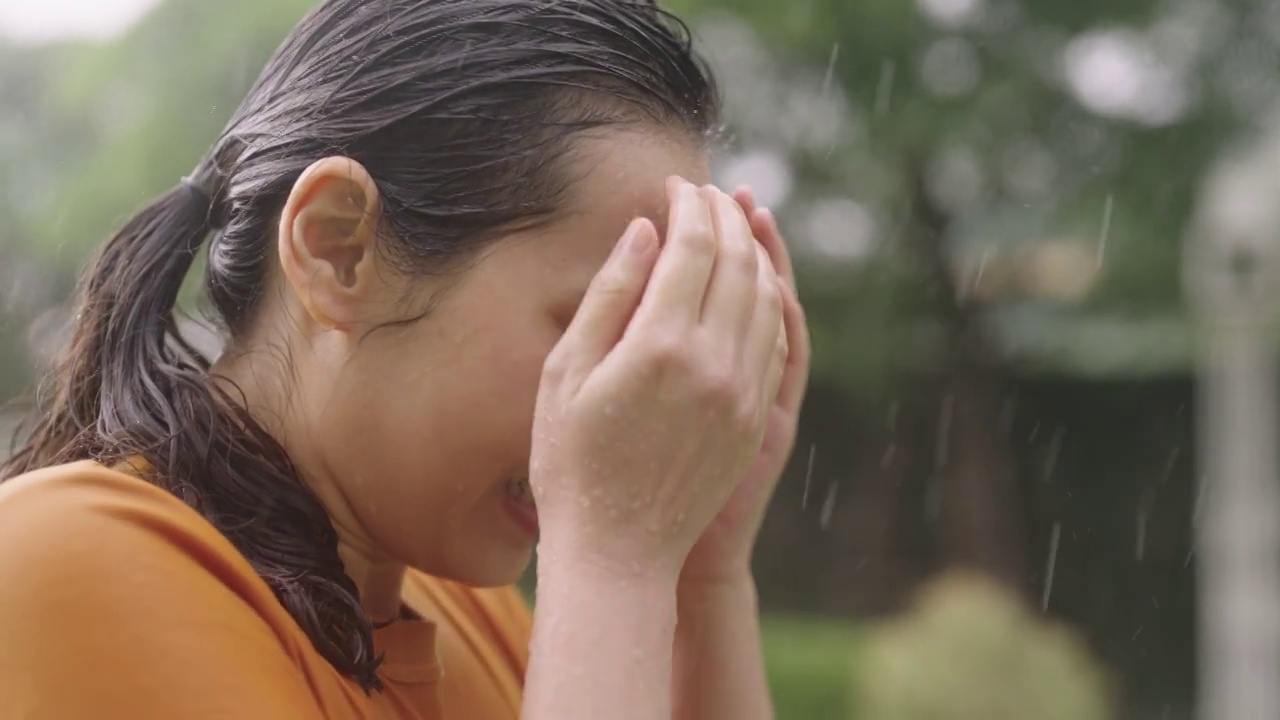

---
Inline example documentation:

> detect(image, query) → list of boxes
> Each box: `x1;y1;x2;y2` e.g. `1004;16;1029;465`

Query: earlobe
277;157;382;332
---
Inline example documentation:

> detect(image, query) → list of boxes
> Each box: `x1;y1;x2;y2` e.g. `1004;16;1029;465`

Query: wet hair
2;0;717;692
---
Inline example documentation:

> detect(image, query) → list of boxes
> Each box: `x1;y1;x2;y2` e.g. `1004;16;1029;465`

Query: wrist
537;537;684;592
677;570;758;608
672;570;765;695
679;557;755;589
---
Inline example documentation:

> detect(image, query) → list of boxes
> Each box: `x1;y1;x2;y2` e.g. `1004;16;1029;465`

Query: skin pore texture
212;129;710;624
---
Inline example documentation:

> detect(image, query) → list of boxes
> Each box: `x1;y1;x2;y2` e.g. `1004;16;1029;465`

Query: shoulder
0;460;246;582
0;459;288;623
0;459;201;519
0;460;300;624
0;462;324;716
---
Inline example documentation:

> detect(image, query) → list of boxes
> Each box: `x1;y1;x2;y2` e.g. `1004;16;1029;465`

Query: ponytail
5;173;214;475
3;165;384;690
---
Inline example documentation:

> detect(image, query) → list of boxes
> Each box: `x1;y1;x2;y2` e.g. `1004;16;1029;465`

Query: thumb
556;218;659;375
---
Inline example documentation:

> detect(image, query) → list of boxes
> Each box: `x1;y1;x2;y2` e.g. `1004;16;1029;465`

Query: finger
555;218;659;373
731;186;758;218
729;187;795;287
775;281;811;414
699;187;759;348
743;244;785;399
763;318;789;423
750;207;796;289
632;178;716;329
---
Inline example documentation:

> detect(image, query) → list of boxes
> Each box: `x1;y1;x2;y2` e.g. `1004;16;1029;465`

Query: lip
503;494;540;539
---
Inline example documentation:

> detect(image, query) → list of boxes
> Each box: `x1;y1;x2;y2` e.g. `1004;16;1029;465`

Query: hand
530;178;789;583
680;187;812;585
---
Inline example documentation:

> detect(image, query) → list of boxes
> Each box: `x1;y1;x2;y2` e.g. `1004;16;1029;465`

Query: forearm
672;574;774;720
523;561;679;720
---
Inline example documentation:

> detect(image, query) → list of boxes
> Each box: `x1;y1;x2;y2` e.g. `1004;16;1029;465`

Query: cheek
331;312;559;494
402;320;555;459
482;326;557;423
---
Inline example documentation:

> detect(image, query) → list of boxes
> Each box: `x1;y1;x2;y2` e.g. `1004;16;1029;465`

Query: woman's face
283;132;710;587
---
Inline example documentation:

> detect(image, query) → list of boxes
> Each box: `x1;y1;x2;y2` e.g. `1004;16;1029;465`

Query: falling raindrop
819;480;838;530
820;43;840;98
1096;193;1114;269
970;245;992;295
875;60;896;115
1042;426;1065;484
1042;521;1061;610
1162;446;1181;484
802;443;816;509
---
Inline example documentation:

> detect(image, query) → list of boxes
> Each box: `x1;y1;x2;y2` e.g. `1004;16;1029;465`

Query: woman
0;0;810;718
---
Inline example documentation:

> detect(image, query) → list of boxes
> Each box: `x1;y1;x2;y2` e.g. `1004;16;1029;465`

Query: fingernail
612;221;639;259
624;220;652;255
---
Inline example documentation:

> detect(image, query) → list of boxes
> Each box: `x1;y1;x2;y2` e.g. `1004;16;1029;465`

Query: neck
213;341;407;625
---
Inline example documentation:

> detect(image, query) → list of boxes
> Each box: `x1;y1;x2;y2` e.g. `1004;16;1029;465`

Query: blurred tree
661;1;1266;714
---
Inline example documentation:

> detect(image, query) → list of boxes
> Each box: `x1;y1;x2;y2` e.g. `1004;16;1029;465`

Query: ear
277;156;384;333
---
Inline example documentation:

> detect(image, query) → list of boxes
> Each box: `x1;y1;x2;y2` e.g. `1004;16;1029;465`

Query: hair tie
180;173;214;208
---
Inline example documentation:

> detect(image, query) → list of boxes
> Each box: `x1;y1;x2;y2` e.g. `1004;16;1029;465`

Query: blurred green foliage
855;572;1111;720
763;615;862;719
3;0;1270;392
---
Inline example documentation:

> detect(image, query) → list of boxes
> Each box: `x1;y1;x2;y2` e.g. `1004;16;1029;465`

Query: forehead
485;130;711;295
563;129;711;236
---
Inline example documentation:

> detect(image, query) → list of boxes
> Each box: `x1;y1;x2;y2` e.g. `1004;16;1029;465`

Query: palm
681;189;810;584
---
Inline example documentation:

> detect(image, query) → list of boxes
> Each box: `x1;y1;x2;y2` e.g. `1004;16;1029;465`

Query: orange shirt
0;461;531;719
